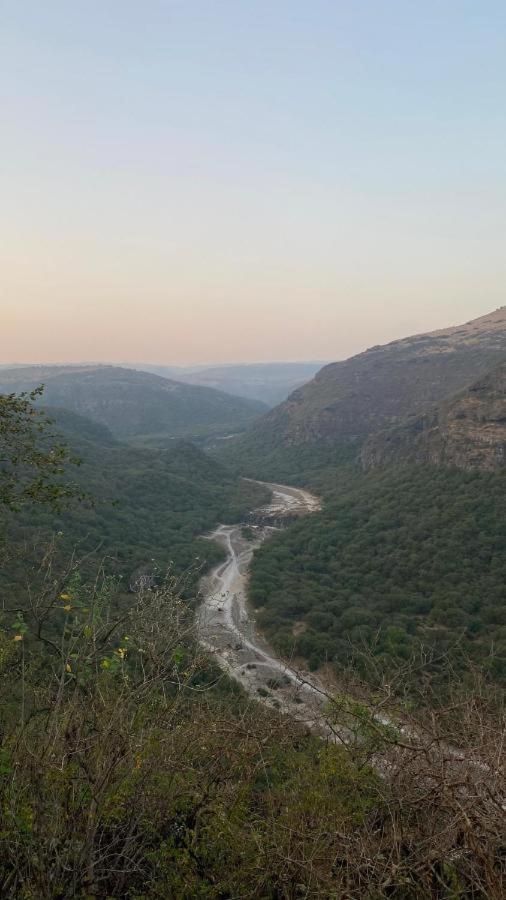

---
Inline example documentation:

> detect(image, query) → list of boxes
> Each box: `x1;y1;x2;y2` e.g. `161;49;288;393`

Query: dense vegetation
249;464;506;687
1;562;504;898
0;388;75;510
0;569;377;898
1;389;505;897
212;420;360;486
0;406;268;603
0;366;267;443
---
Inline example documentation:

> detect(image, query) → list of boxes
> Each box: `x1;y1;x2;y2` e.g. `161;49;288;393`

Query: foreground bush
0;565;504;898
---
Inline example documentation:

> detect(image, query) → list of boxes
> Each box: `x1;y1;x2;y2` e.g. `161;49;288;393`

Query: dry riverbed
198;481;340;736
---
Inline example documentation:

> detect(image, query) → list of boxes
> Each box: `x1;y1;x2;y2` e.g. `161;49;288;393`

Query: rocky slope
0;365;267;442
244;307;506;448
362;363;506;473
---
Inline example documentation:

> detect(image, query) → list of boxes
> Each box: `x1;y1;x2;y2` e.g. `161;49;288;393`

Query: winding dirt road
198;481;336;732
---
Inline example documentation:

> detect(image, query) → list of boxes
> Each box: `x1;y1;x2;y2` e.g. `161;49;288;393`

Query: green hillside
0;407;268;602
2;396;501;896
0;365;267;443
249;464;506;688
212;310;506;695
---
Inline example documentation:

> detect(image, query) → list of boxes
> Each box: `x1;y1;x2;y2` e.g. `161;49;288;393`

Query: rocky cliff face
362;363;506;473
248;307;506;448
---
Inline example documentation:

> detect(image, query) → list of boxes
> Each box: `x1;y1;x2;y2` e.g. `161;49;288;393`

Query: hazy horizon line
0;358;332;370
3;305;505;372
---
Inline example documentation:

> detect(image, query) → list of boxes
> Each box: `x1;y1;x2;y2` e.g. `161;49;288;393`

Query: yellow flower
65;663;72;673
63;604;72;612
13;634;23;642
60;593;72;601
117;647;127;660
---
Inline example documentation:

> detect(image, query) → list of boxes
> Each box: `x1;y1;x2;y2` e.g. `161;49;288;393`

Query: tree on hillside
0;387;77;510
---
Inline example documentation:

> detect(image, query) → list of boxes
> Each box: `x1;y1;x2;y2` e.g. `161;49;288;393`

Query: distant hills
0;365;267;443
131;361;327;407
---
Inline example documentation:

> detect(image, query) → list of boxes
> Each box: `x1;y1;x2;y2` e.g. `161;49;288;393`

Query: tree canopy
0;387;77;510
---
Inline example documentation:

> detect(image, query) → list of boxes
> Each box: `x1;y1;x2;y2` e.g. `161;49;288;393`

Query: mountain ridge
238;307;506;454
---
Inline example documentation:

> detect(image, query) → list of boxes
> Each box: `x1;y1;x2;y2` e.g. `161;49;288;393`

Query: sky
1;1;506;366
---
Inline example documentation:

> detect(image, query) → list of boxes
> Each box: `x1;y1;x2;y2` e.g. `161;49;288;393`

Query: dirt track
198;481;338;733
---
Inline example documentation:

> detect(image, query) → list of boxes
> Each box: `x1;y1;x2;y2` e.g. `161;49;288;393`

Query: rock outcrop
362;363;506;473
244;307;506;449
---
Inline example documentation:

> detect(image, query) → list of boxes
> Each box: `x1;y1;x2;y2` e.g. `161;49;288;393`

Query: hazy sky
2;1;506;365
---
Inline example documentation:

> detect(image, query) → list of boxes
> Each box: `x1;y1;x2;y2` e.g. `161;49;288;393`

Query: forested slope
249;464;506;687
0;365;267;442
0;407;268;602
1;375;505;897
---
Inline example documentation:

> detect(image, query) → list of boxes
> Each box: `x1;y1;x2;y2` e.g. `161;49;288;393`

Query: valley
0;406;270;606
0;365;267;444
133;361;327;407
214;308;506;696
198;481;332;732
1;306;505;897
4;6;506;892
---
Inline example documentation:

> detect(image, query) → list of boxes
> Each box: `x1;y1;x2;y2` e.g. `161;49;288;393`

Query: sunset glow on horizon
2;1;506;366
